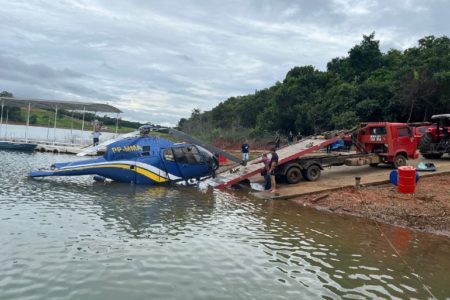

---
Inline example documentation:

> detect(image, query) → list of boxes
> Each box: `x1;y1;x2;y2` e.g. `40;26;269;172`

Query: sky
0;0;449;126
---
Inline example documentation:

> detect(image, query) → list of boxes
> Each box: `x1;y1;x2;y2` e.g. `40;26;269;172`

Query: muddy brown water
0;151;449;299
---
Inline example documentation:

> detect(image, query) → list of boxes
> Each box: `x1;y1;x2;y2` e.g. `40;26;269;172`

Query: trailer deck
212;133;348;189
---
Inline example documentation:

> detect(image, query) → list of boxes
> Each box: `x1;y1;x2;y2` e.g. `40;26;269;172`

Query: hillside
179;34;450;142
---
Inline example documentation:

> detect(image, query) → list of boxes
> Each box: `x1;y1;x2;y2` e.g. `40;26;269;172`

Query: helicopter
28;125;237;185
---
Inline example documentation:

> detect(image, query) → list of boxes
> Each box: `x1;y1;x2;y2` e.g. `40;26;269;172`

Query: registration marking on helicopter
111;145;142;153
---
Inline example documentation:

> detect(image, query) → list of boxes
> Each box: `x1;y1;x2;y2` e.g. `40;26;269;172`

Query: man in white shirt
92;131;101;146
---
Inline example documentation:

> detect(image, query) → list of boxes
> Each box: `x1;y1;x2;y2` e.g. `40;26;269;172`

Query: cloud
0;0;449;126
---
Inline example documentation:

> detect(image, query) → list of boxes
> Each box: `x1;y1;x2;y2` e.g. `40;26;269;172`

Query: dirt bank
290;174;450;237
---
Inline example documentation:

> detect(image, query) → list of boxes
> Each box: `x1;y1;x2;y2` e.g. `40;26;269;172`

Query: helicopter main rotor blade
76;130;140;156
157;128;242;164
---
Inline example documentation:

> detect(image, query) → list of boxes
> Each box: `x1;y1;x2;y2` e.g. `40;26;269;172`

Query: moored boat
0;141;37;152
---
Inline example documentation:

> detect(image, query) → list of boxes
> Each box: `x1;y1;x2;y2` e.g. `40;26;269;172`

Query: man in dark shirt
274;133;281;150
241;141;250;161
288;131;294;145
269;147;279;193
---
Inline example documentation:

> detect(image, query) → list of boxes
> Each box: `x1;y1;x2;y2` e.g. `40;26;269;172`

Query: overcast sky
0;0;449;126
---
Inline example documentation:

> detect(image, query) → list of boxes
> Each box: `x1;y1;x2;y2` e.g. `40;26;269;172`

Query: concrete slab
251;157;450;200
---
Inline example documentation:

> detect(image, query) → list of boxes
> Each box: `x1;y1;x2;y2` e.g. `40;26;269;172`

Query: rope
356;189;437;299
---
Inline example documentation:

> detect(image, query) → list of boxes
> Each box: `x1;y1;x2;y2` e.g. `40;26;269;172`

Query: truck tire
369;163;379;167
285;166;302;184
394;154;407;169
419;132;433;154
304;165;321;181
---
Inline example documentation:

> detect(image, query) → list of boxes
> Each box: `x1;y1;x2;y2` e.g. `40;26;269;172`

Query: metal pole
5;107;8;139
53;105;58;144
0;101;4;138
115;113;119;137
25;102;31;142
70;110;74;144
81;106;86;143
46;110;50;140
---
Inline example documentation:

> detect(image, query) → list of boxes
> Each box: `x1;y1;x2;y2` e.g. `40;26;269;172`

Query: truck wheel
285;166;302;184
304;165;321;181
369;163;379;167
394;154;407;169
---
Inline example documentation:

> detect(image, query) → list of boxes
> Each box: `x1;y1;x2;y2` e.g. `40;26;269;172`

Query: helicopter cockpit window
173;146;203;164
164;149;175;161
142;145;151;156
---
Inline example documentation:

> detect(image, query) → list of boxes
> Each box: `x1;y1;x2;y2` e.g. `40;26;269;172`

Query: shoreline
287;174;449;237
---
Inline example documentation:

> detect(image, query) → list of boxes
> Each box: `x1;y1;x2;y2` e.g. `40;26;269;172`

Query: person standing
288;131;294;145
92;130;101;146
269;147;279;193
241;141;250;162
252;153;271;190
274;133;281;150
296;131;303;142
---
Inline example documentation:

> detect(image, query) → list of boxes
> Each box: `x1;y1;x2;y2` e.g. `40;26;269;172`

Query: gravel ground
291;174;450;237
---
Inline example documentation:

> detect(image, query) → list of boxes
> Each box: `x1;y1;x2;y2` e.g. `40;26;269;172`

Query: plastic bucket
398;166;416;194
390;170;420;186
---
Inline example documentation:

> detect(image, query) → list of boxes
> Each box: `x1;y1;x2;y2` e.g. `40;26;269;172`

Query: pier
0;97;122;153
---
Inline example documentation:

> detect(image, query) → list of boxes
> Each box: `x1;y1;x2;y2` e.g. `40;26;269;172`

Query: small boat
0;141;37;152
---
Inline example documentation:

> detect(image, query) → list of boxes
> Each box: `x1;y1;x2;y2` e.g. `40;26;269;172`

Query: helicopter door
160;148;184;181
163;146;209;181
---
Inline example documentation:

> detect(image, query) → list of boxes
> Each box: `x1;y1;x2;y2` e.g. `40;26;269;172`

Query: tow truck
212;122;419;188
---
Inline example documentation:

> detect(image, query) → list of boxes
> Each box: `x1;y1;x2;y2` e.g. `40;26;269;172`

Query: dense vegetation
0;91;143;132
179;34;450;141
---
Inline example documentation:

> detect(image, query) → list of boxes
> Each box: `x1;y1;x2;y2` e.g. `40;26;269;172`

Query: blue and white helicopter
29;126;241;185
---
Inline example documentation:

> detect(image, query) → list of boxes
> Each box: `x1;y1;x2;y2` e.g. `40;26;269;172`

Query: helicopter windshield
172;146;205;164
196;145;214;159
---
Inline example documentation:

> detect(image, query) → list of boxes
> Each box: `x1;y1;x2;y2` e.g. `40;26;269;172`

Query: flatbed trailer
274;152;380;184
212;122;419;189
212;131;354;189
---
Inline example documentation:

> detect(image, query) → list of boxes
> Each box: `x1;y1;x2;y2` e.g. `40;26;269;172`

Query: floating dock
0;138;90;154
34;141;90;154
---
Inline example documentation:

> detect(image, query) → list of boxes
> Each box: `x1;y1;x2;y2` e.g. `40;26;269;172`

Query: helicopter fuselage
29;135;218;185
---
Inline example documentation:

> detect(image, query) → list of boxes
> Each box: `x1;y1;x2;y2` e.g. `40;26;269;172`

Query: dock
0;137;91;154
34;140;90;154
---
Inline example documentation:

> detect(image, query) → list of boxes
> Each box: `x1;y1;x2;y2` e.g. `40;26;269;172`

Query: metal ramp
212;134;348;189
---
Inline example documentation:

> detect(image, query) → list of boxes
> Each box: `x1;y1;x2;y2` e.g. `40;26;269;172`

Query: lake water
0;150;449;300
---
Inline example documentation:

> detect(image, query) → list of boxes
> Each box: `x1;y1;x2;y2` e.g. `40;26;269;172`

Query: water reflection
0;151;449;299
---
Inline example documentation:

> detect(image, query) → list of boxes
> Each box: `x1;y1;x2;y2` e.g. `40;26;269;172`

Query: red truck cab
356;122;418;167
